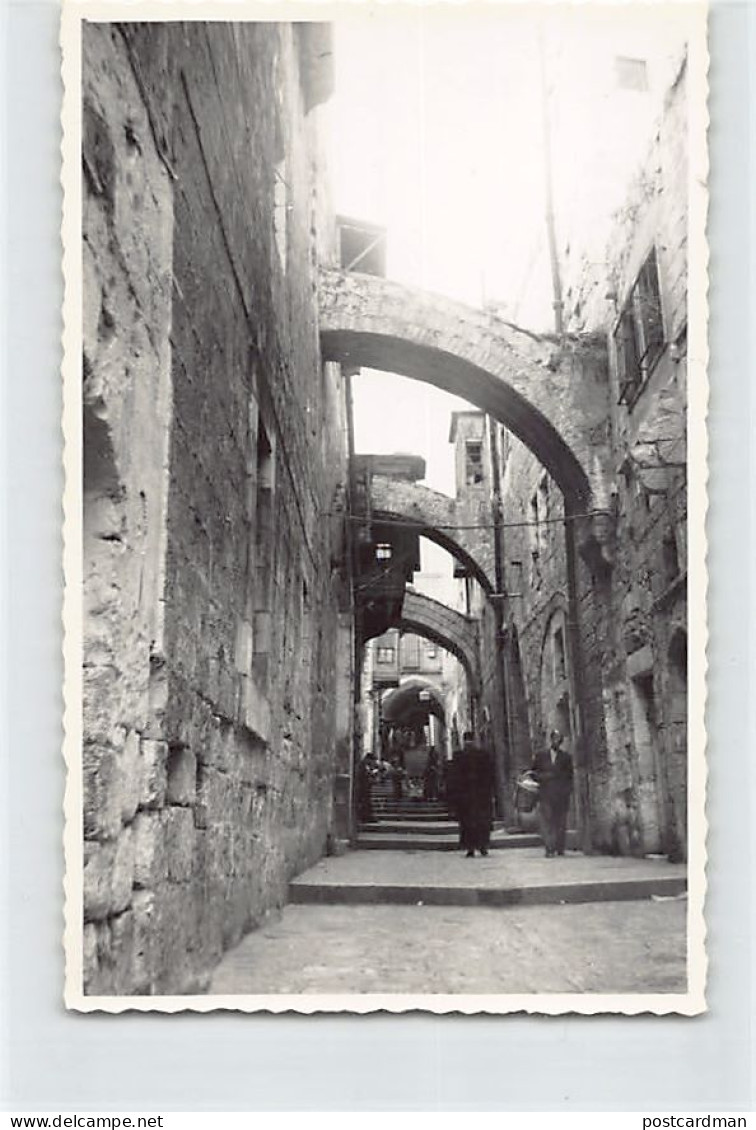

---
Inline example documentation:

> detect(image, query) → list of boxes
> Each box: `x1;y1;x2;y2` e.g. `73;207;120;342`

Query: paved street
209;898;687;995
208;846;688;995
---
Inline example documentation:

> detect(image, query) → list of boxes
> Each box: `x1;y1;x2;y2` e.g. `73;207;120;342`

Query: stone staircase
285;783;686;909
358;779;577;852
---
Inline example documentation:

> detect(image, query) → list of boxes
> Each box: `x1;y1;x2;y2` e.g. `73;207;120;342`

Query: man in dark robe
453;732;496;857
531;728;573;857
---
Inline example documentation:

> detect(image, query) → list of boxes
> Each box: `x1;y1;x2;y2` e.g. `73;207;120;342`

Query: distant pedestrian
356;754;377;824
531;729;573;857
389;756;406;801
452;732;495;857
423;745;441;801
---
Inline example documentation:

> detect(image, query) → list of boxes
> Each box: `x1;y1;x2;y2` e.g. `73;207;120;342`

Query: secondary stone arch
368;473;495;594
320;268;611;510
398;589;480;693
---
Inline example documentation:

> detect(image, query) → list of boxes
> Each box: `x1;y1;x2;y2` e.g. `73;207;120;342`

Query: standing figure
423;745;441;801
356;753;377;825
453;732;496;857
389;755;406;802
532;728;573;857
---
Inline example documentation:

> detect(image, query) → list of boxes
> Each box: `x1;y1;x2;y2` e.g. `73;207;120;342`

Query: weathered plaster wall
81;22;349;995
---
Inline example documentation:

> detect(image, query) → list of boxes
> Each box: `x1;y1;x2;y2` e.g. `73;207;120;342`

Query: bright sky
325;5;688;573
329;8;547;306
328;9;547;501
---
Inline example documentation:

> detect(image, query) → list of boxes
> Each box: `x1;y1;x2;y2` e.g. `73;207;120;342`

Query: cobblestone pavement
209;898;687;995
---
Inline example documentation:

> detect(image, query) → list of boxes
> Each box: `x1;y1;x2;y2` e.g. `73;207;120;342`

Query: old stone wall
81;22;349;995
492;59;689;857
575;60;688;858
81;24;178;996
499;440;572;754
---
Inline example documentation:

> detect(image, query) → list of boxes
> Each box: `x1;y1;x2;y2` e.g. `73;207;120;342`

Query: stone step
289;849;688;909
360;820;462;836
368;811;453;823
356;832;532;851
370;800;447;818
290;875;688;908
355;831;578;852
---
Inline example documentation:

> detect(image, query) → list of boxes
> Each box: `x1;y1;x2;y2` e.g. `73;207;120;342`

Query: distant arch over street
319;268;612;510
369;474;495;595
398;589;480;692
382;677;446;725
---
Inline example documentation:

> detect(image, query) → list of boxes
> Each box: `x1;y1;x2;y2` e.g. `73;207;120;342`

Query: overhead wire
337;509;606;533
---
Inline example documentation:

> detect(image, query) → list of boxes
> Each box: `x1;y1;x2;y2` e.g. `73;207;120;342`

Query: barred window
615;248;665;408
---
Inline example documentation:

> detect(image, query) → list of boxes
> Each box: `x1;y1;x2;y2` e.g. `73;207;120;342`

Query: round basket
515;772;540;814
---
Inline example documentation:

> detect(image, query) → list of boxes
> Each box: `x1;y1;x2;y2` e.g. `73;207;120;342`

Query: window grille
616;248;665;408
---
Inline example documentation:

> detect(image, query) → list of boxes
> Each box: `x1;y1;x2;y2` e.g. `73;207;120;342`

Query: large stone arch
368;474;495;594
319;268;612;511
398;589;480;693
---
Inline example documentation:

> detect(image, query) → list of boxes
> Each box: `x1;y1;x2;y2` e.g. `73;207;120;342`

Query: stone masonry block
166;745;197;806
130;889;156;994
83;743;123;842
132;809;166;889
109;909;136;995
234;618;253;673
82;923;99;990
83;827;133;921
83;840;117;922
239;673;271;742
253;610;271;653
139;738;168;809
111;826;135;914
163;806;195;883
119;728;142;824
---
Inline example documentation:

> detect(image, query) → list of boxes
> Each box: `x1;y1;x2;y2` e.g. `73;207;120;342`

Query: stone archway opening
328;270;616;848
382;675;447;761
320;268;611;513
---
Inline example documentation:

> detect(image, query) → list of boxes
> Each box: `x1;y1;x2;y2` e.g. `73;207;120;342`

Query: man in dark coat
453;732;496;857
532;728;573;857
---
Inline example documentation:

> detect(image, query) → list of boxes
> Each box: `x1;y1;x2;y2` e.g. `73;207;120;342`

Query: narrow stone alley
208;781;687;996
72;15;700;1006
